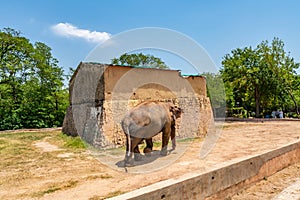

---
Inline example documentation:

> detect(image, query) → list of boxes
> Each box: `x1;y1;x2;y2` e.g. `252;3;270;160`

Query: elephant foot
143;147;152;157
124;157;134;167
160;147;168;156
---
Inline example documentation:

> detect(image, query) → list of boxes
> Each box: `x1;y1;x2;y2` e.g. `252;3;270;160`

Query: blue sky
1;0;300;75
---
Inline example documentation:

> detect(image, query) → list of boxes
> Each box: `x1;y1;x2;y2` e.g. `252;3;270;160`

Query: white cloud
51;22;111;43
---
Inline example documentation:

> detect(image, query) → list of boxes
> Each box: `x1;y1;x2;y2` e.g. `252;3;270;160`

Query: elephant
121;101;182;166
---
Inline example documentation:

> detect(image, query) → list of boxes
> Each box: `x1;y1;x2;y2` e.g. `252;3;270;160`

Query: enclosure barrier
108;140;300;200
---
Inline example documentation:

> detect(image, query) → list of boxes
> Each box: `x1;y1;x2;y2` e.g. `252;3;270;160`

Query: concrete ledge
108;140;300;200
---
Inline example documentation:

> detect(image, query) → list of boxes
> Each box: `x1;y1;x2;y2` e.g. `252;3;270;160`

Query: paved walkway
272;179;300;200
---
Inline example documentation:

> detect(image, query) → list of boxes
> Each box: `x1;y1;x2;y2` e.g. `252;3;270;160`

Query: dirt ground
0;120;300;200
231;162;300;200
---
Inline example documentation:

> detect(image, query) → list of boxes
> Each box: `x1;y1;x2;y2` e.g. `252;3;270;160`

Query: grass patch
58;133;86;149
0;133;43;169
0;131;52;141
85;174;113;180
0;130;98;199
177;137;195;143
0;132;53;187
103;190;125;199
89;190;125;200
40;132;87;151
33;180;78;197
0;130;86;169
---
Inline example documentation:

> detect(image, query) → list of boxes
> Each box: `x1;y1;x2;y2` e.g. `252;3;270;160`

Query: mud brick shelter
62;62;213;149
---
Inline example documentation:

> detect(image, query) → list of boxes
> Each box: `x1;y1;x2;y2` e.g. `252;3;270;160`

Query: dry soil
0;120;299;200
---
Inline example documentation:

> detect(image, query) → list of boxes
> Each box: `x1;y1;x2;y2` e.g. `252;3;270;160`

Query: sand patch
34;141;62;152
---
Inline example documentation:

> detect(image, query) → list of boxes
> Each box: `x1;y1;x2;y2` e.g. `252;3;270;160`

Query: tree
0;28;34;129
257;38;300;114
221;38;299;118
0;28;68;130
111;53;169;69
221;47;267;117
202;72;226;118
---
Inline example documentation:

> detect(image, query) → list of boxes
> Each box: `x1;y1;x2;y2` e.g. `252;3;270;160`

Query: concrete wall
62;62;107;136
104;66;203;100
69;62;106;104
108;141;300;200
63;62;213;149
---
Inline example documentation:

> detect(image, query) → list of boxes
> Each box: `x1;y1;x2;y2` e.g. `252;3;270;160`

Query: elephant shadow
115;149;175;168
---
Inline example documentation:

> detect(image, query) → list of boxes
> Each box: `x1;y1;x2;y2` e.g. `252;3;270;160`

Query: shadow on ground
115;149;176;168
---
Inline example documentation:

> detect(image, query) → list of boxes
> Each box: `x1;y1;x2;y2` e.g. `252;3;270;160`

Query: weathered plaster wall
62;62;106;137
62;62;213;149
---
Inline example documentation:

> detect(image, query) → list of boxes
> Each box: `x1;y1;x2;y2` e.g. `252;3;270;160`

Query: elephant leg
125;136;142;166
131;137;143;161
171;125;176;150
145;138;153;150
161;126;171;156
133;143;143;161
143;138;153;156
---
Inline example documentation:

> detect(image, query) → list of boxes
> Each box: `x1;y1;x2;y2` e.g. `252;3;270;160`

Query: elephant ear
169;105;174;119
169;105;182;120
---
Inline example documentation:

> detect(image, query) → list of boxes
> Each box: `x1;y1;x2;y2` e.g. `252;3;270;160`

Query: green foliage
221;38;300;117
0;28;69;130
202;72;226;117
58;133;86;149
111;53;169;69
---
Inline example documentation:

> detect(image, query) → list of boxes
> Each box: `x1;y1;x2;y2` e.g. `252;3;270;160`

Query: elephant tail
126;125;131;157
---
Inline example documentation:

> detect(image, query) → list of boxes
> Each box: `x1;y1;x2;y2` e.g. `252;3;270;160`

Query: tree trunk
286;89;299;115
255;87;260;118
